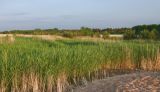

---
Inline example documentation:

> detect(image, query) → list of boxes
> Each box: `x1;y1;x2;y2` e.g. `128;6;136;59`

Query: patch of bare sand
16;34;67;41
70;72;160;92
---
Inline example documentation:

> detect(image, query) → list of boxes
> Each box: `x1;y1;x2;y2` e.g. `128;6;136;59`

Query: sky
0;0;160;31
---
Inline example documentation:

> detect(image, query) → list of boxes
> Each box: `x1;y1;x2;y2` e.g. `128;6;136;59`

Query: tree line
1;24;160;40
125;24;160;40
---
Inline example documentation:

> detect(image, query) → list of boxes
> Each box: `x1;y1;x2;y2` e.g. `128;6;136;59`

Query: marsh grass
0;38;160;92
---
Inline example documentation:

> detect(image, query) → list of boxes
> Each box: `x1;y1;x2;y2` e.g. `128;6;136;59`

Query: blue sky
0;0;160;31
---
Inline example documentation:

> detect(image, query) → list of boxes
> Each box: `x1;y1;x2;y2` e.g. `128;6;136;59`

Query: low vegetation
0;37;160;92
0;24;159;92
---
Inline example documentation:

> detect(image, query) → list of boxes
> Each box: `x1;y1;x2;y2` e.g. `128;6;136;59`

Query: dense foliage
131;24;160;40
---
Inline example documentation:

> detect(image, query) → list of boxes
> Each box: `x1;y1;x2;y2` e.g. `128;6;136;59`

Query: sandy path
70;72;160;92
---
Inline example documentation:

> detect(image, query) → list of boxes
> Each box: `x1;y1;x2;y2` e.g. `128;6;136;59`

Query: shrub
102;31;110;39
124;30;136;40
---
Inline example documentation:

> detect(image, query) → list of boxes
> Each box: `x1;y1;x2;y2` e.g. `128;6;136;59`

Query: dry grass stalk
154;52;160;70
30;74;39;92
57;73;67;92
0;34;15;44
47;76;53;92
11;76;20;92
0;81;6;92
141;52;160;71
21;75;28;92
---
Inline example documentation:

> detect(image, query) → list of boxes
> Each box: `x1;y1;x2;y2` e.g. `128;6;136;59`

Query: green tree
140;29;150;39
149;29;158;40
80;27;94;36
124;30;135;39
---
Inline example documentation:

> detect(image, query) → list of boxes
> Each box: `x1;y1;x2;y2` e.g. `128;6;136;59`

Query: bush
80;27;94;36
124;30;135;40
102;32;110;39
149;29;159;40
62;32;74;38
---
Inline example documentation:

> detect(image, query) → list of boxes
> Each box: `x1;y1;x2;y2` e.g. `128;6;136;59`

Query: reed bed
0;38;159;92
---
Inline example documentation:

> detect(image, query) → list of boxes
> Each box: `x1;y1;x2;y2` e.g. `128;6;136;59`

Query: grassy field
0;37;160;92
